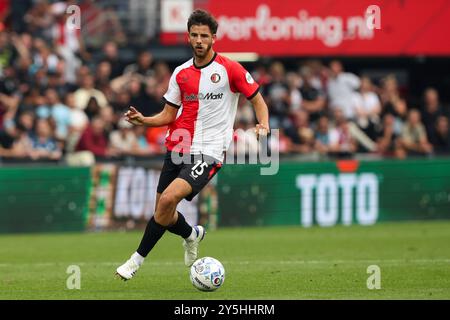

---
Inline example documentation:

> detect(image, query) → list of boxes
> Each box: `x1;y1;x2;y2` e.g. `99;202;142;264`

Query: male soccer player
116;9;269;280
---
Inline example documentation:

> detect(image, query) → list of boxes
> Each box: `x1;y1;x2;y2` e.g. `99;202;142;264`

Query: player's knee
157;192;179;213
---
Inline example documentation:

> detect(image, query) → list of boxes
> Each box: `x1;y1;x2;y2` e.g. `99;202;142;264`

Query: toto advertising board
216;159;450;227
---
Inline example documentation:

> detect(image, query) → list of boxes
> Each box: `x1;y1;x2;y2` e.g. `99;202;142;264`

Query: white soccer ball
190;257;225;291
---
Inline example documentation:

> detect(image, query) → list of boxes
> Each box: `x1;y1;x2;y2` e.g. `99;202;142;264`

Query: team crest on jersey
210;73;221;83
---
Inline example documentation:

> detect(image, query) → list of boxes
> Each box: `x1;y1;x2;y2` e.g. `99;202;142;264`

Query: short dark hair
187;9;218;34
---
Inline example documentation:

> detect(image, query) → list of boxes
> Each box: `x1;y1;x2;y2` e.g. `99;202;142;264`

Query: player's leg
135;178;192;259
175;154;222;266
116;153;179;280
152;187;196;242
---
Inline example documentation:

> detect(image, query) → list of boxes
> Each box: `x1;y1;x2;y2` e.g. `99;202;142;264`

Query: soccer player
116;9;269;280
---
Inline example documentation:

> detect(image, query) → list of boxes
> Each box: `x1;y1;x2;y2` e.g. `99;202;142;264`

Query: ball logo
194;265;204;273
211;73;221;83
212;276;222;286
245;72;254;84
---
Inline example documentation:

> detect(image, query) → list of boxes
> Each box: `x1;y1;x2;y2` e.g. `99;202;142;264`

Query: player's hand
124;106;144;126
255;123;270;140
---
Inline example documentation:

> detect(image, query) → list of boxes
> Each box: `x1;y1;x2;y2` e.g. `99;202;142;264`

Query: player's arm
250;92;270;138
125;104;178;127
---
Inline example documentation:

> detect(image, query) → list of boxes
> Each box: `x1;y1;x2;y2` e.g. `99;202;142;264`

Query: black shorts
157;151;222;201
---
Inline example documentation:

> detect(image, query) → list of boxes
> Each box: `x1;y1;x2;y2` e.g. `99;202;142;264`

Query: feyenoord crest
211;73;221;83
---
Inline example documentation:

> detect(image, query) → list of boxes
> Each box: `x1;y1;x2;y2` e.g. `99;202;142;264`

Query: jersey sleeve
163;70;182;108
229;61;260;100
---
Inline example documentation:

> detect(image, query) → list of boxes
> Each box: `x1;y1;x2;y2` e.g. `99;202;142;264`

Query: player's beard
192;42;212;59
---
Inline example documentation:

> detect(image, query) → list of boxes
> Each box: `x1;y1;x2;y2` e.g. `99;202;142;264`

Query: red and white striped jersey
163;53;259;162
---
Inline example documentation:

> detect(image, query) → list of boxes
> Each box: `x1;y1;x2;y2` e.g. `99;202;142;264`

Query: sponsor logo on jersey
210;73;221;83
184;92;224;101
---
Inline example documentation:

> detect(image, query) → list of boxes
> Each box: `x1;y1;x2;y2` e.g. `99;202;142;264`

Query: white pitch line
0;259;449;268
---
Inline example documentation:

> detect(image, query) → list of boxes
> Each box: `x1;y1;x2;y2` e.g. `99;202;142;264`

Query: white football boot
183;226;206;267
115;258;140;281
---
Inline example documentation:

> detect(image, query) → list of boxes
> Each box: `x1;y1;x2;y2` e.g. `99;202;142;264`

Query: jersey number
191;160;209;178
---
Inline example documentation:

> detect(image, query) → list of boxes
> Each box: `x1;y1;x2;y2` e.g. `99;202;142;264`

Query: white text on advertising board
296;173;379;227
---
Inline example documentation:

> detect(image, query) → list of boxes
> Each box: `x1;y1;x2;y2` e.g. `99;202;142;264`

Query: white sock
186;227;197;241
131;252;145;266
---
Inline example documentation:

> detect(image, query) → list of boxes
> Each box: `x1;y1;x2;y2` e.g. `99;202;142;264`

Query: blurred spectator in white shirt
109;118;139;156
74;74;108;110
327;60;360;120
352;76;381;140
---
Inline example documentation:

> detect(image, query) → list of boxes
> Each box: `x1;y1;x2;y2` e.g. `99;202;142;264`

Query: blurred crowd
235;60;450;159
1;1;449;164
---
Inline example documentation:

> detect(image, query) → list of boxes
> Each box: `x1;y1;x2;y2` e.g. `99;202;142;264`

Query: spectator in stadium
286;71;302;113
100;41;126;79
232;118;259;156
110;89;130;116
397;109;433;157
98;105;116;136
123;76;152;115
429;115;450;155
269;128;293;154
95;60;113;88
263;61;290;129
29;118;62;160
298;66;326;123
51;1;86;85
79;0;126;49
7;0;33;34
326;60;360;120
314;115;337;155
75;116;118;157
66;92;88;133
376;113;403;158
328;108;358;156
302;59;326;90
0;31;18;77
30;37;60;74
421;88;445;140
353;76;382;141
1;64;21;134
46;69;68;98
65;92;88;154
150;61;172;101
379;74;407;131
73;73;108;110
109;118;139;156
7;123;34;158
83;96;101;120
123;50;154;78
46;88;70;141
291;110;315;154
133;125;155;156
251;62;271;88
23;0;54;42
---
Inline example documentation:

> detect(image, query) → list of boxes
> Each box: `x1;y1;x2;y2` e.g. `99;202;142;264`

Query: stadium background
0;0;449;300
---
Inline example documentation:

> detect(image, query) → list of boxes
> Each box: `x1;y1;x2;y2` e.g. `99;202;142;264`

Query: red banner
202;0;450;56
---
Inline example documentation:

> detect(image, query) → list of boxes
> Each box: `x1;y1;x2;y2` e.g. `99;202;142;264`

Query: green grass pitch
0;221;449;299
